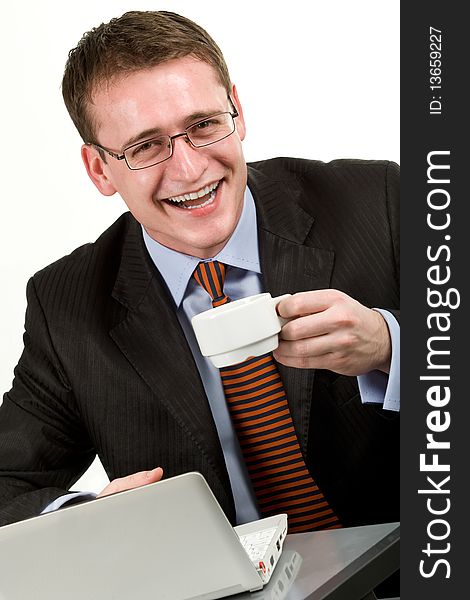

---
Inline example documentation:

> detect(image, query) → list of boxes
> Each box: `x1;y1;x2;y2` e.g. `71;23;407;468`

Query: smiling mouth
164;181;220;210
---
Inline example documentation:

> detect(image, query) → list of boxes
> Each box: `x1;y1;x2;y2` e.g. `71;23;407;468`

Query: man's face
83;57;247;258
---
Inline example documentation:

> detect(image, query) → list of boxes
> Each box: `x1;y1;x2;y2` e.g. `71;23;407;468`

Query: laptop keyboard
238;527;277;562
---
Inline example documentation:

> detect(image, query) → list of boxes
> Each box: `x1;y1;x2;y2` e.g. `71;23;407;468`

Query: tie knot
193;261;230;307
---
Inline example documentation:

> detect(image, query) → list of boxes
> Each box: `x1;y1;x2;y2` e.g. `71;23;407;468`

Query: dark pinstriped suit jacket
0;158;400;528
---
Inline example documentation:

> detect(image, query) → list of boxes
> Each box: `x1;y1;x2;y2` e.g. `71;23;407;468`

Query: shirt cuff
40;491;97;514
357;309;400;412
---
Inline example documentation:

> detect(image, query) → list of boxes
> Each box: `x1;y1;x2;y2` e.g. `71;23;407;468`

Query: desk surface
236;522;400;600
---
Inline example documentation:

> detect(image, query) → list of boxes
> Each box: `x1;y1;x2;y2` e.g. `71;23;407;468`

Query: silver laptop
244;550;302;600
0;472;287;600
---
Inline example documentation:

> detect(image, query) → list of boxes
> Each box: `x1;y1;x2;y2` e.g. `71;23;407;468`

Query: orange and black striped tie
193;261;341;533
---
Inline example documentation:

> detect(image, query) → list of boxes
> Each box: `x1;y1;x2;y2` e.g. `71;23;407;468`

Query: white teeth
168;181;219;203
181;194;215;210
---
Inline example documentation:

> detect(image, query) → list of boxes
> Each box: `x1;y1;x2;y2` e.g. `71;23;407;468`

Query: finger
279;323;357;359
273;346;332;370
277;290;341;319
98;467;163;498
102;467;163;496
280;312;333;341
275;337;334;361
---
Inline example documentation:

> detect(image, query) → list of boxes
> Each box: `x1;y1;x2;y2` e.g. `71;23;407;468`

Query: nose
164;134;209;184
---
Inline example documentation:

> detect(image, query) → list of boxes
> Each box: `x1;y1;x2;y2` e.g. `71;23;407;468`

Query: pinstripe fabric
193;261;341;533
0;159;399;531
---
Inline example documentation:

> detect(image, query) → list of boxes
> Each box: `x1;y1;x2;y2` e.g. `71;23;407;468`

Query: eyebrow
121;108;226;150
122;127;164;150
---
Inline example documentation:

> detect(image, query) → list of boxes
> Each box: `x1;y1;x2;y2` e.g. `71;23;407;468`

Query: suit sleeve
0;277;95;527
356;161;400;408
386;160;400;317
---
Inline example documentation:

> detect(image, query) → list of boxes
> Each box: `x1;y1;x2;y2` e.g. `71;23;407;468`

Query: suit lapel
248;165;335;454
109;219;229;490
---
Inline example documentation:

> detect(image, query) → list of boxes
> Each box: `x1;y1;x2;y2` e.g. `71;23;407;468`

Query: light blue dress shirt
43;185;399;520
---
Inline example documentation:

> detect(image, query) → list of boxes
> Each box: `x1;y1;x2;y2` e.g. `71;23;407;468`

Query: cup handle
271;294;293;327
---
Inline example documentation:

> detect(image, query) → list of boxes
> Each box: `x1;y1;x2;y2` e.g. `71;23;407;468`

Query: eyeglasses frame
89;96;239;171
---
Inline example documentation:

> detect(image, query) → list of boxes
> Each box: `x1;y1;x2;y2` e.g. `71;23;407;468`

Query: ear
81;144;117;196
231;84;246;142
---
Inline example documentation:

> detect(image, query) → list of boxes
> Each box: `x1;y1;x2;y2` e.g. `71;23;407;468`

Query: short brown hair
62;11;232;144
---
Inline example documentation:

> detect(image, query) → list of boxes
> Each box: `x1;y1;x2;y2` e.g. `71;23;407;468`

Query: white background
0;0;399;493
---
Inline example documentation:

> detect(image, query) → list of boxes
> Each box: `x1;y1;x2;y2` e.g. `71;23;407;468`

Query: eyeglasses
91;97;239;170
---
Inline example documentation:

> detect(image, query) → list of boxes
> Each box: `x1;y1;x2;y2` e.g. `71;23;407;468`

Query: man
0;11;399;531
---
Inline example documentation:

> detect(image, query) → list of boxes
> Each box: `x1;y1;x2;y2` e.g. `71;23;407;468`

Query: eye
194;117;220;130
130;137;165;157
136;141;153;153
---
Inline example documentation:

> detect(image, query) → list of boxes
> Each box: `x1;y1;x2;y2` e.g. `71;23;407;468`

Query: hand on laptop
97;467;164;498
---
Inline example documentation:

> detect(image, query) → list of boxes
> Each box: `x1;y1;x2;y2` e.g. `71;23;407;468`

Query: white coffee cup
191;293;292;368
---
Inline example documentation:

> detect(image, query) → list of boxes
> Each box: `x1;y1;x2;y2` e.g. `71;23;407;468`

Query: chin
192;234;231;258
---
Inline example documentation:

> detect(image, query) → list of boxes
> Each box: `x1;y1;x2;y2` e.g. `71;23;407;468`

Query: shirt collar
142;186;261;307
